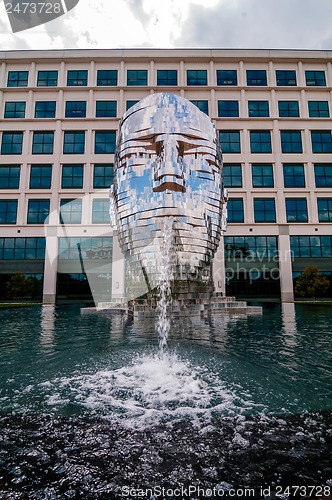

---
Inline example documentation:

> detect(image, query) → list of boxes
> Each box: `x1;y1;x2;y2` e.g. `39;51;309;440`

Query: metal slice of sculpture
111;93;227;301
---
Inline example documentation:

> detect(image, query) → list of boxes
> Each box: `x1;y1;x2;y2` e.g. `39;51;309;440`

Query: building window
314;164;332;187
97;70;118;86
4;102;26;119
27;199;50;224
30;165;52;189
126;101;138;110
65;101;86;118
285;198;308;222
0;165;20;189
93;164;114;188
35;101;56;118
187;70;207;86
276;70;297;86
67;70;88;86
280;131;302;153
246;70;267;86
248;101;269;117
92;199;110;224
278;101;299;117
250;131;271;153
254;198;276;222
96;101;117;117
225;236;278;259
308;101;329;118
60;199;82;224
7;71;28;87
283;164;305;187
0;237;45;260
219;131;241;153
63;131;85;154
157;70;177;86
1;132;23;155
37;70;58;87
311;131;332;153
127;70;148;86
216;70;237;86
317;198;332;222
59;237;112;260
0;200;18;224
218;101;239;117
252;164;274;187
61;164;84;189
223;164;242;187
95;131;116;154
190;100;208;115
305;70;326;86
290;235;332;258
227;198;244;222
32;132;54;155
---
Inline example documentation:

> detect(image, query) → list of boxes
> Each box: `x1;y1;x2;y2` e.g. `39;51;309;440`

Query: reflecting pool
0;304;331;498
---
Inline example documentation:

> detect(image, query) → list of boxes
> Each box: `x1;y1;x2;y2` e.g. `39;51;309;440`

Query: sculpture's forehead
120;94;215;142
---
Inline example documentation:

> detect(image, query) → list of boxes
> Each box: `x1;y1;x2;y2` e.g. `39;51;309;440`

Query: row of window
1;129;332;156
4;99;331;120
0;237;113;260
5;69;329;88
220;130;332;154
0;198;110;225
227;197;332;223
0;164;113;189
0;131;116;155
1;196;332;225
1;162;331;191
224;235;332;259
0;234;330;261
224;163;332;188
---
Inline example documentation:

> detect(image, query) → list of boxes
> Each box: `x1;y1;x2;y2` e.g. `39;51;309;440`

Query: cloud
175;0;332;49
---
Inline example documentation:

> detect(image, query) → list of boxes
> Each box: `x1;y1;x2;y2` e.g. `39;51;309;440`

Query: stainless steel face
111;93;227;298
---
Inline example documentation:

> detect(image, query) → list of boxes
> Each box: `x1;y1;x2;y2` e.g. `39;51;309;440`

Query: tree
5;273;34;300
295;266;329;303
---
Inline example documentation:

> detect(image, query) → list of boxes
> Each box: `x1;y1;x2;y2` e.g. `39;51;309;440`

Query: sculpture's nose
153;138;186;193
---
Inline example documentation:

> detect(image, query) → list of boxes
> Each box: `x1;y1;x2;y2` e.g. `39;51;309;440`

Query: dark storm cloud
175;0;332;49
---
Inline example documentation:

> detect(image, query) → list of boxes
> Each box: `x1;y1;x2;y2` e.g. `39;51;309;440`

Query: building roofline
1;47;332;63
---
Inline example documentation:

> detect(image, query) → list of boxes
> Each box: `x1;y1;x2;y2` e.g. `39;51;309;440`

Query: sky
1;0;332;51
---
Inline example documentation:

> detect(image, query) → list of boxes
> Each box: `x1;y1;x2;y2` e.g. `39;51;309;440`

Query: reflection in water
40;304;56;353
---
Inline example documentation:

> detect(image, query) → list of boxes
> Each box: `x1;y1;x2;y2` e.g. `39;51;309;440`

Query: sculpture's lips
153;181;186;193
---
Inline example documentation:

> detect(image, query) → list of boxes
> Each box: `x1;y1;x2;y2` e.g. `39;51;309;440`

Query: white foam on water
37;351;255;428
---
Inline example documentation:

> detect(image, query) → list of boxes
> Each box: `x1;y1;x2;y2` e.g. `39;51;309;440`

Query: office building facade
1;48;332;303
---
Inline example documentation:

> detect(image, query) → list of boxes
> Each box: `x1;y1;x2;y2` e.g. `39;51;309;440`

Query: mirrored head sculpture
111;93;227;300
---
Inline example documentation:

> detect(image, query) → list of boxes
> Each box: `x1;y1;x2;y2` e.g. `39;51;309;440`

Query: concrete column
270;89;278;118
209;60;215;87
43;234;59;304
111;232;125;300
303;128;311;156
213;235;226;295
240;88;246;117
297;61;305;87
57;90;64;119
0;62;6;88
279;234;294;302
59;61;66;87
89;60;95;86
327;62;332;87
87;89;94;119
119;61;125;86
0;91;4;119
268;61;274;87
27;90;34;119
149;60;155;87
179;61;185;87
30;61;36;87
210;88;217;118
119;89;125;117
300;89;307;118
238;60;245;87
